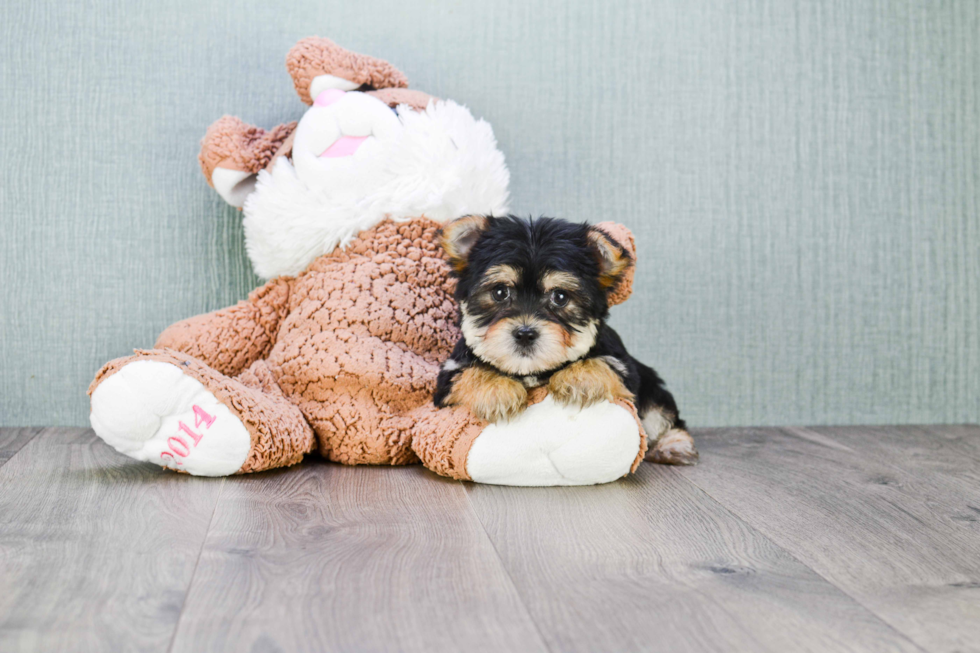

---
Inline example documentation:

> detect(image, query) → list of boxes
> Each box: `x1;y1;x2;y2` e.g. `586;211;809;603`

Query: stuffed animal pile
88;37;674;485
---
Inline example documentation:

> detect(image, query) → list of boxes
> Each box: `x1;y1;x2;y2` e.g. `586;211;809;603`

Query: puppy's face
441;216;631;376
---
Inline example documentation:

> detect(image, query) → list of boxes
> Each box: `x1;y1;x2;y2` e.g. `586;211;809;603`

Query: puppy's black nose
513;326;539;346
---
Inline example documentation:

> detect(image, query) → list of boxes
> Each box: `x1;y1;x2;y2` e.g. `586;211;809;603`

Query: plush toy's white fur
242;100;510;279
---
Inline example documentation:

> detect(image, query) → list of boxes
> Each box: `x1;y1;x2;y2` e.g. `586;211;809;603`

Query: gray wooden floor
1;426;978;653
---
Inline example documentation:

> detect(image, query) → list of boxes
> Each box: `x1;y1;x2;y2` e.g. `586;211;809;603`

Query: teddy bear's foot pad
465;396;641;486
90;361;251;476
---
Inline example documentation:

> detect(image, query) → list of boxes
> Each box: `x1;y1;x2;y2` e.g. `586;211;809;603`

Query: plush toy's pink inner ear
314;89;346;107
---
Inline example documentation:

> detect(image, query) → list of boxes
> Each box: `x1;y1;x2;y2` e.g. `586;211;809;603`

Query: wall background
1;0;977;427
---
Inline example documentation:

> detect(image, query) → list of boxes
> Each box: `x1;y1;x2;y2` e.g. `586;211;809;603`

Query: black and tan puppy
434;215;698;465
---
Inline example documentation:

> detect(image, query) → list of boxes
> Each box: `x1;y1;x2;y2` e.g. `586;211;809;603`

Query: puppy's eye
550;289;569;307
491;285;511;302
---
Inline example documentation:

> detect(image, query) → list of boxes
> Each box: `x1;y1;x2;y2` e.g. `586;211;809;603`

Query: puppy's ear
440;215;488;272
587;226;632;289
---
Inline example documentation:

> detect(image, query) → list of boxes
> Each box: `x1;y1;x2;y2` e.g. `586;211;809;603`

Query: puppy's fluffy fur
434;215;697;464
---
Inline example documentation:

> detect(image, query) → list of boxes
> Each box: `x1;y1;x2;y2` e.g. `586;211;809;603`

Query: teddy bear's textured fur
157;218;459;466
89;218;645;476
87;37;675;484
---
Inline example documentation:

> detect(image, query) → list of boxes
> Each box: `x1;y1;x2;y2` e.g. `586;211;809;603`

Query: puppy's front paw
549;358;633;409
447;367;528;423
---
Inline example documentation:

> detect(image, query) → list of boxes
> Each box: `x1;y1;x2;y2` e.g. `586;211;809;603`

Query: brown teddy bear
87;37;695;485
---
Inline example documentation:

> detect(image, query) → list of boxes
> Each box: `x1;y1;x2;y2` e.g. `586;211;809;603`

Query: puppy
434;215;698;465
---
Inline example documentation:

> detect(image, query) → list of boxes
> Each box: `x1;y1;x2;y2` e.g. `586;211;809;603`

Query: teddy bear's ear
440;215;489;273
198;116;296;208
287;37;410;106
588;223;636;305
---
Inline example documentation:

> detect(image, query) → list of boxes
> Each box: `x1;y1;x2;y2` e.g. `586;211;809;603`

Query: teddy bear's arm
154;277;292;378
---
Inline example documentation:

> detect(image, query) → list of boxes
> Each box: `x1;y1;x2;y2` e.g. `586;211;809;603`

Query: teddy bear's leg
89;349;314;476
408;404;486;481
276;329;440;466
411;393;647;487
154;276;292;379
304;388;422;467
198;116;297;207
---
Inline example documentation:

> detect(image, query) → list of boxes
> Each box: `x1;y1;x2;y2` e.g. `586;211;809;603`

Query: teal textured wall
1;0;977;427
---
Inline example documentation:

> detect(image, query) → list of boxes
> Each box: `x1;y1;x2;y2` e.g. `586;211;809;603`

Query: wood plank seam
165;464;550;651
675;461;931;653
166;477;227;653
784;424;980;466
0;427;43;471
460;480;555;653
